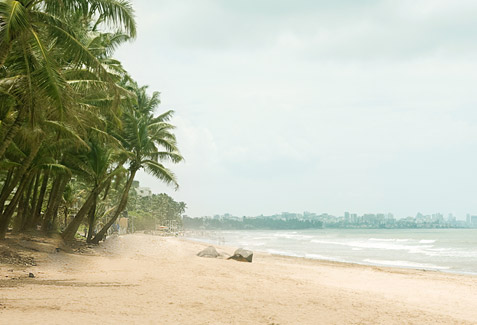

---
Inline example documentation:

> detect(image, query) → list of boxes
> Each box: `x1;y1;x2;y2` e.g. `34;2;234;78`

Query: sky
115;0;477;219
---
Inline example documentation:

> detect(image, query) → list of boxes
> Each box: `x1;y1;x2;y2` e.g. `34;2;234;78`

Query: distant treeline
183;217;323;230
127;193;186;231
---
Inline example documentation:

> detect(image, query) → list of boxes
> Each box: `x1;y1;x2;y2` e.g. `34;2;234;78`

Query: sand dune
1;233;476;324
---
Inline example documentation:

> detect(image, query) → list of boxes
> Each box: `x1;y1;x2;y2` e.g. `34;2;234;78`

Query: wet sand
1;233;476;324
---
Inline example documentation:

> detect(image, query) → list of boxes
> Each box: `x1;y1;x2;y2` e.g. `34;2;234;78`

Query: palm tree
0;1;185;242
0;1;137;239
90;84;183;244
0;0;136;159
61;135;126;241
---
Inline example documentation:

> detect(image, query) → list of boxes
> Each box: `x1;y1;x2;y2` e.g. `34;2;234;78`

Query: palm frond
43;120;88;149
88;0;136;38
0;0;29;42
142;159;178;190
38;163;72;176
29;27;67;114
150;151;184;164
0;158;21;169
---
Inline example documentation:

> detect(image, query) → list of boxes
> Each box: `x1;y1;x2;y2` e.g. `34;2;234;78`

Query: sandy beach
1;234;477;324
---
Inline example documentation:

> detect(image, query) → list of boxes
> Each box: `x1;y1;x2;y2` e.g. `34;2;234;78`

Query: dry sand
1;233;477;324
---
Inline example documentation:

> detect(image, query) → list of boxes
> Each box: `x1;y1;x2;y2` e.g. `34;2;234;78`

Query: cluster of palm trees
127;192;187;231
0;0;183;243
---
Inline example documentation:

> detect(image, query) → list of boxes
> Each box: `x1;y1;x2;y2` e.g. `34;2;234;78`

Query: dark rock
28;273;35;278
55;247;61;253
197;246;220;258
228;248;253;263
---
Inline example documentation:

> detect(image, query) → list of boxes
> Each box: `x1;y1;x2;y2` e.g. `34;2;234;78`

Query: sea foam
363;259;450;270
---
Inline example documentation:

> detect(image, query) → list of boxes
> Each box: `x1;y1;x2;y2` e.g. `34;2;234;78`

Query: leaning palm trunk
22;172;41;231
41;175;70;232
12;174;35;232
62;162;125;241
26;169;50;230
0;172;32;239
40;176;62;230
0;145;39;212
91;169;137;244
62;188;100;242
0;169;14;202
86;197;97;243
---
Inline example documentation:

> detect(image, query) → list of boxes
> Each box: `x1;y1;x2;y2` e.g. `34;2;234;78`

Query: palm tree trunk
41;175;69;232
27;168;50;229
91;169;137;244
62;185;103;242
51;205;60;231
63;207;68;229
86;197;97;243
13;174;34;232
62;164;125;242
22;171;41;231
0;169;14;202
0;145;39;212
40;175;61;231
0;169;16;214
0;172;32;239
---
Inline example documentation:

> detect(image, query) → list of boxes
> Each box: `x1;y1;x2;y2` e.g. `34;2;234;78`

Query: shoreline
185;230;477;276
1;233;477;324
183;236;477;278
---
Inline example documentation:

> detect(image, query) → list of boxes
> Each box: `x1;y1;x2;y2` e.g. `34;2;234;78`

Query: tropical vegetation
183;216;323;230
0;0;183;242
127;189;186;232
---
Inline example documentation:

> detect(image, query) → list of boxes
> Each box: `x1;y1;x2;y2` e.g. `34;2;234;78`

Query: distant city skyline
135;183;475;220
117;0;477;218
202;211;477;229
206;211;475;222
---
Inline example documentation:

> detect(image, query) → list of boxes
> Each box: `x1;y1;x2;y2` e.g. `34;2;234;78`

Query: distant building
136;187;152;197
281;212;299;220
447;214;456;224
471;216;477;228
350;213;358;224
431;213;444;223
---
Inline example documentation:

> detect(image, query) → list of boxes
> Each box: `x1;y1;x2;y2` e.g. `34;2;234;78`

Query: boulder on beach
197;246;220;258
227;248;253;263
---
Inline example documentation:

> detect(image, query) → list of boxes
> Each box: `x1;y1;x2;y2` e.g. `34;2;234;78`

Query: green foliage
183;217;323;231
0;0;184;240
127;193;186;231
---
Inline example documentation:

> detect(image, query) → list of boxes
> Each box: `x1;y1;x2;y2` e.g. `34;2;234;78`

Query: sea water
186;228;477;274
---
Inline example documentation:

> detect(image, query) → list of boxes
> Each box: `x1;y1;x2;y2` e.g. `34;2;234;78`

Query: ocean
186;228;477;275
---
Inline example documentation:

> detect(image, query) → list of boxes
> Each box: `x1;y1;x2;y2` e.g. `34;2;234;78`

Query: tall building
344;212;350;222
471;216;477;228
350;213;358;224
447;213;456;226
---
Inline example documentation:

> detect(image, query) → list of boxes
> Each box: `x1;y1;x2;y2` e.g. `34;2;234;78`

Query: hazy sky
116;0;477;218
